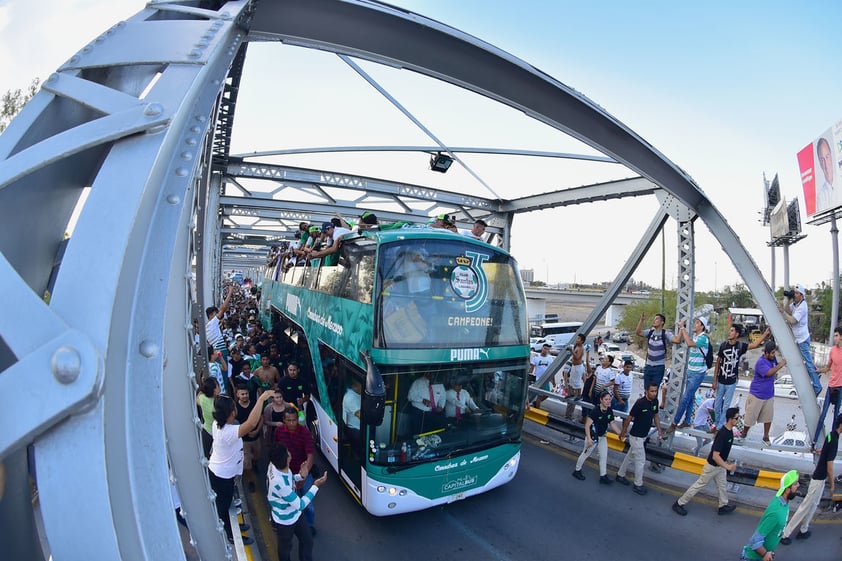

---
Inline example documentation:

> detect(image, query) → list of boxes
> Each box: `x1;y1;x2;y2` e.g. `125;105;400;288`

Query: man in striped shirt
267;444;327;561
274;407;317;535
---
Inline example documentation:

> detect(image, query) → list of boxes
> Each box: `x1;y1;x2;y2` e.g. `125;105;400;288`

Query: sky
1;0;841;294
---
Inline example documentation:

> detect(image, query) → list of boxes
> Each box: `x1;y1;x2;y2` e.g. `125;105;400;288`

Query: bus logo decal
451;252;489;313
449;348;489;361
442;474;478;493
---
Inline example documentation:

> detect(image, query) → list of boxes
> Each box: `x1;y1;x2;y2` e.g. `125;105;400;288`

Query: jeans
798;338;822;395
297;473;315;527
673;370;705;425
813;386;842;444
611;396;630;413
714;383;737;429
643;364;665;391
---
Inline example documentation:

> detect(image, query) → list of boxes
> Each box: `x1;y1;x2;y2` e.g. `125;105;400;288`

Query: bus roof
538;321;582;328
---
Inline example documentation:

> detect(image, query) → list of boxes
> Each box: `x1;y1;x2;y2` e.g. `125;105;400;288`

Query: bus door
339;370;365;494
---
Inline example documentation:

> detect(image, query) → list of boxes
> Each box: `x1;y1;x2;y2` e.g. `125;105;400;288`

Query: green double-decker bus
261;228;529;515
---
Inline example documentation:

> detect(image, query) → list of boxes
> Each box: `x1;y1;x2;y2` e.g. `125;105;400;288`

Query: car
531;336;556;352
619;352;637;368
774;375;798;399
600;343;621;356
612;332;629;343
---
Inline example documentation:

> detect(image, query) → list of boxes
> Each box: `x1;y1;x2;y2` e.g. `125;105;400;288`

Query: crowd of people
539;283;842;558
196;280;325;560
266;212;490;272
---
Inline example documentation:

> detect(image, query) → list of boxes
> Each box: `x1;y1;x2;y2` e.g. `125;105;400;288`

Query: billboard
769;199;789;240
798;118;842;217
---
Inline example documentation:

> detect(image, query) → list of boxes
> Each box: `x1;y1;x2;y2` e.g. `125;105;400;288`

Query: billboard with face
798;119;842;217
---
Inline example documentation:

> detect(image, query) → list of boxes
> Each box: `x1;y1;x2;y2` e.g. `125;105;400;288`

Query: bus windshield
376;239;526;348
369;361;526;466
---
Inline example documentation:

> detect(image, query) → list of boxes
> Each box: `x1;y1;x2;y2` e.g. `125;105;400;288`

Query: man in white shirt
778;284;822;395
460;219;487;240
205;285;233;358
407;373;445;434
342;380;362;445
445;382;479;420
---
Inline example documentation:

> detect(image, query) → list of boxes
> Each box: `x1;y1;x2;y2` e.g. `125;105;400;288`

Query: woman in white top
209;389;273;543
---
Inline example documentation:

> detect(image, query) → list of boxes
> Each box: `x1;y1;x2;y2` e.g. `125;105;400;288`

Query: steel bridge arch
0;1;817;559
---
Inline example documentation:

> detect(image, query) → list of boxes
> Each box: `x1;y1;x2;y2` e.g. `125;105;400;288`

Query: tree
0;78;40;134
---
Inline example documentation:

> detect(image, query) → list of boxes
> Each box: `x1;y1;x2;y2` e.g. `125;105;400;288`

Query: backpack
700;336;714;369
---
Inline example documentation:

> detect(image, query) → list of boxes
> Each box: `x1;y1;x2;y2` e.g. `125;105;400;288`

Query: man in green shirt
740;470;800;560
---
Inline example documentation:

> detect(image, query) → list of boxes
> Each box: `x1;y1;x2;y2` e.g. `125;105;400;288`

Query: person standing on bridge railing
635;313;674;390
713;326;770;430
812;327;842;448
777;284;822;396
564;335;588;420
668;317;710;433
742;342;787;446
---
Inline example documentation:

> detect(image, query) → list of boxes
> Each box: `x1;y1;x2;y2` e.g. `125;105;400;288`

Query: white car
774;375;798;399
531;336;555;352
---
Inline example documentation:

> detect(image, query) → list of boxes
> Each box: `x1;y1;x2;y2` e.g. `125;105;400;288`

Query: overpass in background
524;287;651;327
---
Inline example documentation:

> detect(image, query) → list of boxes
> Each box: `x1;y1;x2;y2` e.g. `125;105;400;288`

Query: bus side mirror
360;350;385;426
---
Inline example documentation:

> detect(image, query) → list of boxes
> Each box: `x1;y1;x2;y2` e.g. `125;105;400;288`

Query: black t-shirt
707;426;734;466
235;400;259;442
278;375;311;403
813;430;839;480
228;356;246;379
588;406;614;438
628;396;659;438
716;341;748;384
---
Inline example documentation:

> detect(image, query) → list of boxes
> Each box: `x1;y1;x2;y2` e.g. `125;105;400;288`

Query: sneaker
672;501;687;516
633;485;648;495
599;475;613;485
779;537;792;546
235;505;243;515
233;498;242;508
795;529;812;540
241;536;254;546
572;470;586;481
239;523;250;532
718;504;736;515
762;438;771;446
615;475;631;486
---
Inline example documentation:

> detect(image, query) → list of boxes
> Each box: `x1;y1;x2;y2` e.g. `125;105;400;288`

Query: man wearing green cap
740;470;800;560
779;413;842;545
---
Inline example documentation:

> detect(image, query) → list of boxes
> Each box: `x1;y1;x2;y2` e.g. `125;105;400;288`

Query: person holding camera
777;284;822;395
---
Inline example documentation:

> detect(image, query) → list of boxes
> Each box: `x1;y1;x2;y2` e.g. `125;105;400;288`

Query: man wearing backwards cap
778;413;842;545
740;469;800;560
778;284;822;395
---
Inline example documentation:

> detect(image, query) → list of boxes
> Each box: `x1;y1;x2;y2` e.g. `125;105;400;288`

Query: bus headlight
376;486;386;493
503;457;517;470
398;489;407;496
388;487;398;496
